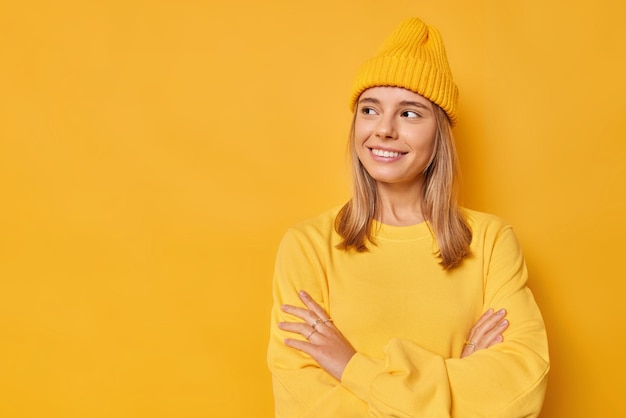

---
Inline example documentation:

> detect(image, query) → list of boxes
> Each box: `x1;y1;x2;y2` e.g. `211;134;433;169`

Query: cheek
353;125;368;145
353;118;376;141
353;138;367;162
404;127;437;151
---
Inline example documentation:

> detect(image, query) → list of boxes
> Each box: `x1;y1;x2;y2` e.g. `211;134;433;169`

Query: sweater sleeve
340;223;550;417
267;228;371;417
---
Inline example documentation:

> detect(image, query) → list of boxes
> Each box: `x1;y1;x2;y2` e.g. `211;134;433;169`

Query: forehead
359;86;432;107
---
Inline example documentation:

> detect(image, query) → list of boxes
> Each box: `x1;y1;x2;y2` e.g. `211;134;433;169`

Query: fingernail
299;290;308;297
278;322;284;328
499;319;509;327
496;309;505;316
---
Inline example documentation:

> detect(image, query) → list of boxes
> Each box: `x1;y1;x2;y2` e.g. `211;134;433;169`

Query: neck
376;181;425;226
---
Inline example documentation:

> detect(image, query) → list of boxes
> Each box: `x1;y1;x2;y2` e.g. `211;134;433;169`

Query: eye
401;110;420;118
360;107;378;115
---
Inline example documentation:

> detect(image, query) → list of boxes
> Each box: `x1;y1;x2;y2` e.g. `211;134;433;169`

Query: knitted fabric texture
350;18;459;125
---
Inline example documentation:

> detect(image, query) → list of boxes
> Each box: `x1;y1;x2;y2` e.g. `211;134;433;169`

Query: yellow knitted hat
349;18;459;125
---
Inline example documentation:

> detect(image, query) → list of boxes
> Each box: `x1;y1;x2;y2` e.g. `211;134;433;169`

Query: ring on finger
464;340;477;350
306;329;319;339
311;318;324;329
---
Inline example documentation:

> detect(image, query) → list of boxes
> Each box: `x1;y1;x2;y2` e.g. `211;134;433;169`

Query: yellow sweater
267;207;549;417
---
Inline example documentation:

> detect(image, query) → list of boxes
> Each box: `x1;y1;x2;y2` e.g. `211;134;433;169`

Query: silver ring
464;341;477;349
306;329;319;339
311;318;324;329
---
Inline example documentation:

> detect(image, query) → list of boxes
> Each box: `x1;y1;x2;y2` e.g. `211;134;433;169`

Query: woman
267;17;549;417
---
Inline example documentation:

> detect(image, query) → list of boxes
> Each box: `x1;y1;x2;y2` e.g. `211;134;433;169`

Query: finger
278;321;311;336
478;309;506;336
481;319;509;348
460;344;475;358
284;338;315;355
465;309;492;342
462;309;509;358
281;303;321;325
468;309;506;343
470;309;500;334
279;320;328;343
298;290;331;323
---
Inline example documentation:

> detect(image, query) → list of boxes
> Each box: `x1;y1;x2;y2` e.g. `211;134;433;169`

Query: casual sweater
267;207;549;417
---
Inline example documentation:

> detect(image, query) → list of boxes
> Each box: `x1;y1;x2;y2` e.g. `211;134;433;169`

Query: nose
375;115;397;140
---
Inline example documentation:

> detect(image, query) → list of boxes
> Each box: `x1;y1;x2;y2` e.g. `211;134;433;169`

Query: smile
370;148;406;158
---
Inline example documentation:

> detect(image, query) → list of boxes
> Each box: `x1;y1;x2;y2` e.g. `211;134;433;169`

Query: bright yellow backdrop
1;0;624;416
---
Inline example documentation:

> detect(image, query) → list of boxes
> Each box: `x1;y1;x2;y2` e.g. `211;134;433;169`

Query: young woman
267;17;549;417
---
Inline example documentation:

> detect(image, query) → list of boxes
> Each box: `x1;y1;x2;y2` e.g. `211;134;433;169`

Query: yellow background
1;0;624;416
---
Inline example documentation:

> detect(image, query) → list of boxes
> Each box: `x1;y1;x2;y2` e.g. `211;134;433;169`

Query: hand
461;308;509;358
279;290;356;381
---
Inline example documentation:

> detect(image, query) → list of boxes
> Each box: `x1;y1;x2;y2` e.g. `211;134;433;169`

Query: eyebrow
358;97;432;110
358;97;381;105
399;100;431;110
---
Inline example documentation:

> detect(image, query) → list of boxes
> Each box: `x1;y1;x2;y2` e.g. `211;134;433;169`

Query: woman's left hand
461;308;509;358
279;290;356;381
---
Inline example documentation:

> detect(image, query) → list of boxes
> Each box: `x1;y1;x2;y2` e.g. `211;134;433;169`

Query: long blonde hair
334;104;472;269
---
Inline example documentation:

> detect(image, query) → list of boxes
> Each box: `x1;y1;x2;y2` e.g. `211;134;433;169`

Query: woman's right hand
461;308;509;358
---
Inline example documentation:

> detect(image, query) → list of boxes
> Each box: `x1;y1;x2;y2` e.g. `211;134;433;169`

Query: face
354;86;438;191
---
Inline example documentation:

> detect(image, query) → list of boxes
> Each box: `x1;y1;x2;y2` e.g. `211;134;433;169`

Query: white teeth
372;148;401;158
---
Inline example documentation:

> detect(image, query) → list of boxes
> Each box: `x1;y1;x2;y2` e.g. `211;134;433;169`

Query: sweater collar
372;219;432;241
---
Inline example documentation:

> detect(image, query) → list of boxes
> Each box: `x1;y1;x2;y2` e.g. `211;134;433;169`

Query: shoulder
463;208;513;237
462;208;523;256
284;206;341;241
278;206;342;254
289;206;341;233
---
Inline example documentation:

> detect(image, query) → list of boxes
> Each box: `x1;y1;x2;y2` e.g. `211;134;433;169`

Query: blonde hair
334;104;472;269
